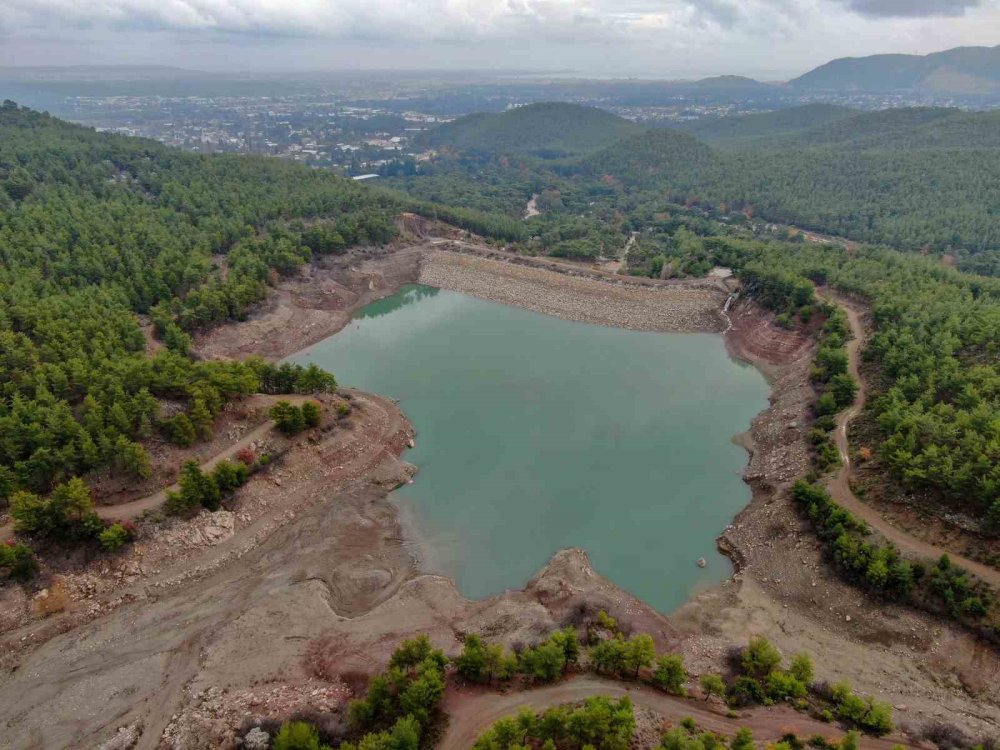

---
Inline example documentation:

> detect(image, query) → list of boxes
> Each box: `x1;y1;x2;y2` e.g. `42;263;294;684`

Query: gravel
419;251;729;333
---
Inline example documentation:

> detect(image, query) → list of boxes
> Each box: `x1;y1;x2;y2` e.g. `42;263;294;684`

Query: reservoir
293;284;769;612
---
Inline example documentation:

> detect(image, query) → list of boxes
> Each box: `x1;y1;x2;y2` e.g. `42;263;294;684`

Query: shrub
0;541;38;581
174;461;221;513
766;670;807;701
347;635;447;736
11;478;103;541
473;696;634;750
235;447;257;467
271;401;307;434
651;654;687;695
730;728;754;750
273;721;323;750
212;460;250;493
99;523;130;553
164;413;197;447
741;636;781;678
699;674;726;702
302;401;322;428
30;580;70;617
453;634;516;684
831;682;893;736
727;676;766;707
789;653;814;685
518;639;566;682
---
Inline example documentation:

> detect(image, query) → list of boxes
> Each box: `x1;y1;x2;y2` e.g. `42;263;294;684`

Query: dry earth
1;236;998;749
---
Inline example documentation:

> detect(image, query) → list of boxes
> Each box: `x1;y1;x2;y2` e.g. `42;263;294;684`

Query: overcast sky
0;0;997;79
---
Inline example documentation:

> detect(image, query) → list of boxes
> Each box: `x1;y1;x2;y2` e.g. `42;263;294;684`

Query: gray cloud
843;0;982;16
0;0;813;41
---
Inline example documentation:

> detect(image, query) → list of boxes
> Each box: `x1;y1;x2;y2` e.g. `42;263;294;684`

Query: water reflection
355;284;440;320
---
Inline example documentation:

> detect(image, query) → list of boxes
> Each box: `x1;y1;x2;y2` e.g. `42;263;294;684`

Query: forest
390;104;1000;272
676;235;1000;534
0;101;411;518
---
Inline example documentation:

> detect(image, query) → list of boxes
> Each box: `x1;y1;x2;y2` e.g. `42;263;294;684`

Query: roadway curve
0;394;315;539
822;292;1000;587
440;676;917;750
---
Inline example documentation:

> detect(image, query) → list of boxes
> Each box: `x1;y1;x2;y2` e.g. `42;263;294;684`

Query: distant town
63;90;980;178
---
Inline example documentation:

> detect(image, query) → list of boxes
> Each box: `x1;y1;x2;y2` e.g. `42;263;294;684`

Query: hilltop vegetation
398;102;1000;269
0;101;426;525
420;102;644;158
715;106;1000;151
680;103;857;145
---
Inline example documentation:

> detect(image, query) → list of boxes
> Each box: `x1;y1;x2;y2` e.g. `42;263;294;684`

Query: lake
292;284;769;612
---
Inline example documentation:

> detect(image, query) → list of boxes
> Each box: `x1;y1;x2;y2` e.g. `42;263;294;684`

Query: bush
453;634;516;684
272;401;306;434
699;674;726;702
766;670;807;701
518;639;566;682
99;523;130;552
789;653;814;685
11;478;103;541
741;636;781;678
651;654;687;695
302;401;322;428
347;635;447;736
235;447;257;466
472;696;634;750
727;676;766;707
831;682;893;736
164;413;197;447
166;461;221;514
212;460;250;493
273;721;323;750
0;541;38;581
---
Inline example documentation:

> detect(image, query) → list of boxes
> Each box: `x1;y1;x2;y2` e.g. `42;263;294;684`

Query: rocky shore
3;238;998;748
418;249;730;333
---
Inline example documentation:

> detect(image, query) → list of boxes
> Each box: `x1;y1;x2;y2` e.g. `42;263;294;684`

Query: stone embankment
419;250;730;333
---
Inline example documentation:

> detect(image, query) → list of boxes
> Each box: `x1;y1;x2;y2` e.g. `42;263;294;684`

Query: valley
3;84;1000;750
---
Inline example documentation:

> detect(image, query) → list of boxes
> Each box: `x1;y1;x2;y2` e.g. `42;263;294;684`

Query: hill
419;102;644;158
790;45;1000;95
681;104;857;144
580;129;714;186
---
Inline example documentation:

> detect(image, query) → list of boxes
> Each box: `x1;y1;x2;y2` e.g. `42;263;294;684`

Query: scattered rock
97;724;141;750
243;727;269;750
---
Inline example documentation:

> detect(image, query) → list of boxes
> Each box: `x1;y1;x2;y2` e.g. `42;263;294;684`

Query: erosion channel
292;283;770;612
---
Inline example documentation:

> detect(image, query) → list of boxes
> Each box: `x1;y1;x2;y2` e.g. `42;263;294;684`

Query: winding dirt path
440;676;917;750
0;395;315;540
0;390;414;750
822;293;1000;587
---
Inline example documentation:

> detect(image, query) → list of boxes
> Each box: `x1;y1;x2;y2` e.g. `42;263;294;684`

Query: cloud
841;0;982;17
0;0;812;42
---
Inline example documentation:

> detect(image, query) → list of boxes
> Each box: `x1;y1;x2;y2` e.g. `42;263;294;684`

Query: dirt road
441;676;917;750
823;293;1000;586
0;395;314;540
0;391;415;750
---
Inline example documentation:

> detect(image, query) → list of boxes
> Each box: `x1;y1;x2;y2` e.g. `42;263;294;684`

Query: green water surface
293;284;769;612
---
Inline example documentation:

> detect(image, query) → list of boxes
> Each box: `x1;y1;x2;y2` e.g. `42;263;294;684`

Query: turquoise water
293;285;769;612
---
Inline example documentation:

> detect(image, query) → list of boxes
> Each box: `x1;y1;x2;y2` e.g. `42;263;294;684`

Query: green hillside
682;104;857;144
580;129;714;186
765;107;960;148
420;102;644;158
688;106;1000;151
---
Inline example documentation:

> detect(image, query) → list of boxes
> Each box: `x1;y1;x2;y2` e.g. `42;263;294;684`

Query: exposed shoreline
2;238;998;748
188;238;1000;737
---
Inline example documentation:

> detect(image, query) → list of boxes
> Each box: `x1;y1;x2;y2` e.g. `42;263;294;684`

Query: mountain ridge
790;45;1000;95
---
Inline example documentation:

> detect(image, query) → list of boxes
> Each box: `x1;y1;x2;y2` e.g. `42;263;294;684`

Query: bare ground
2;240;999;749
